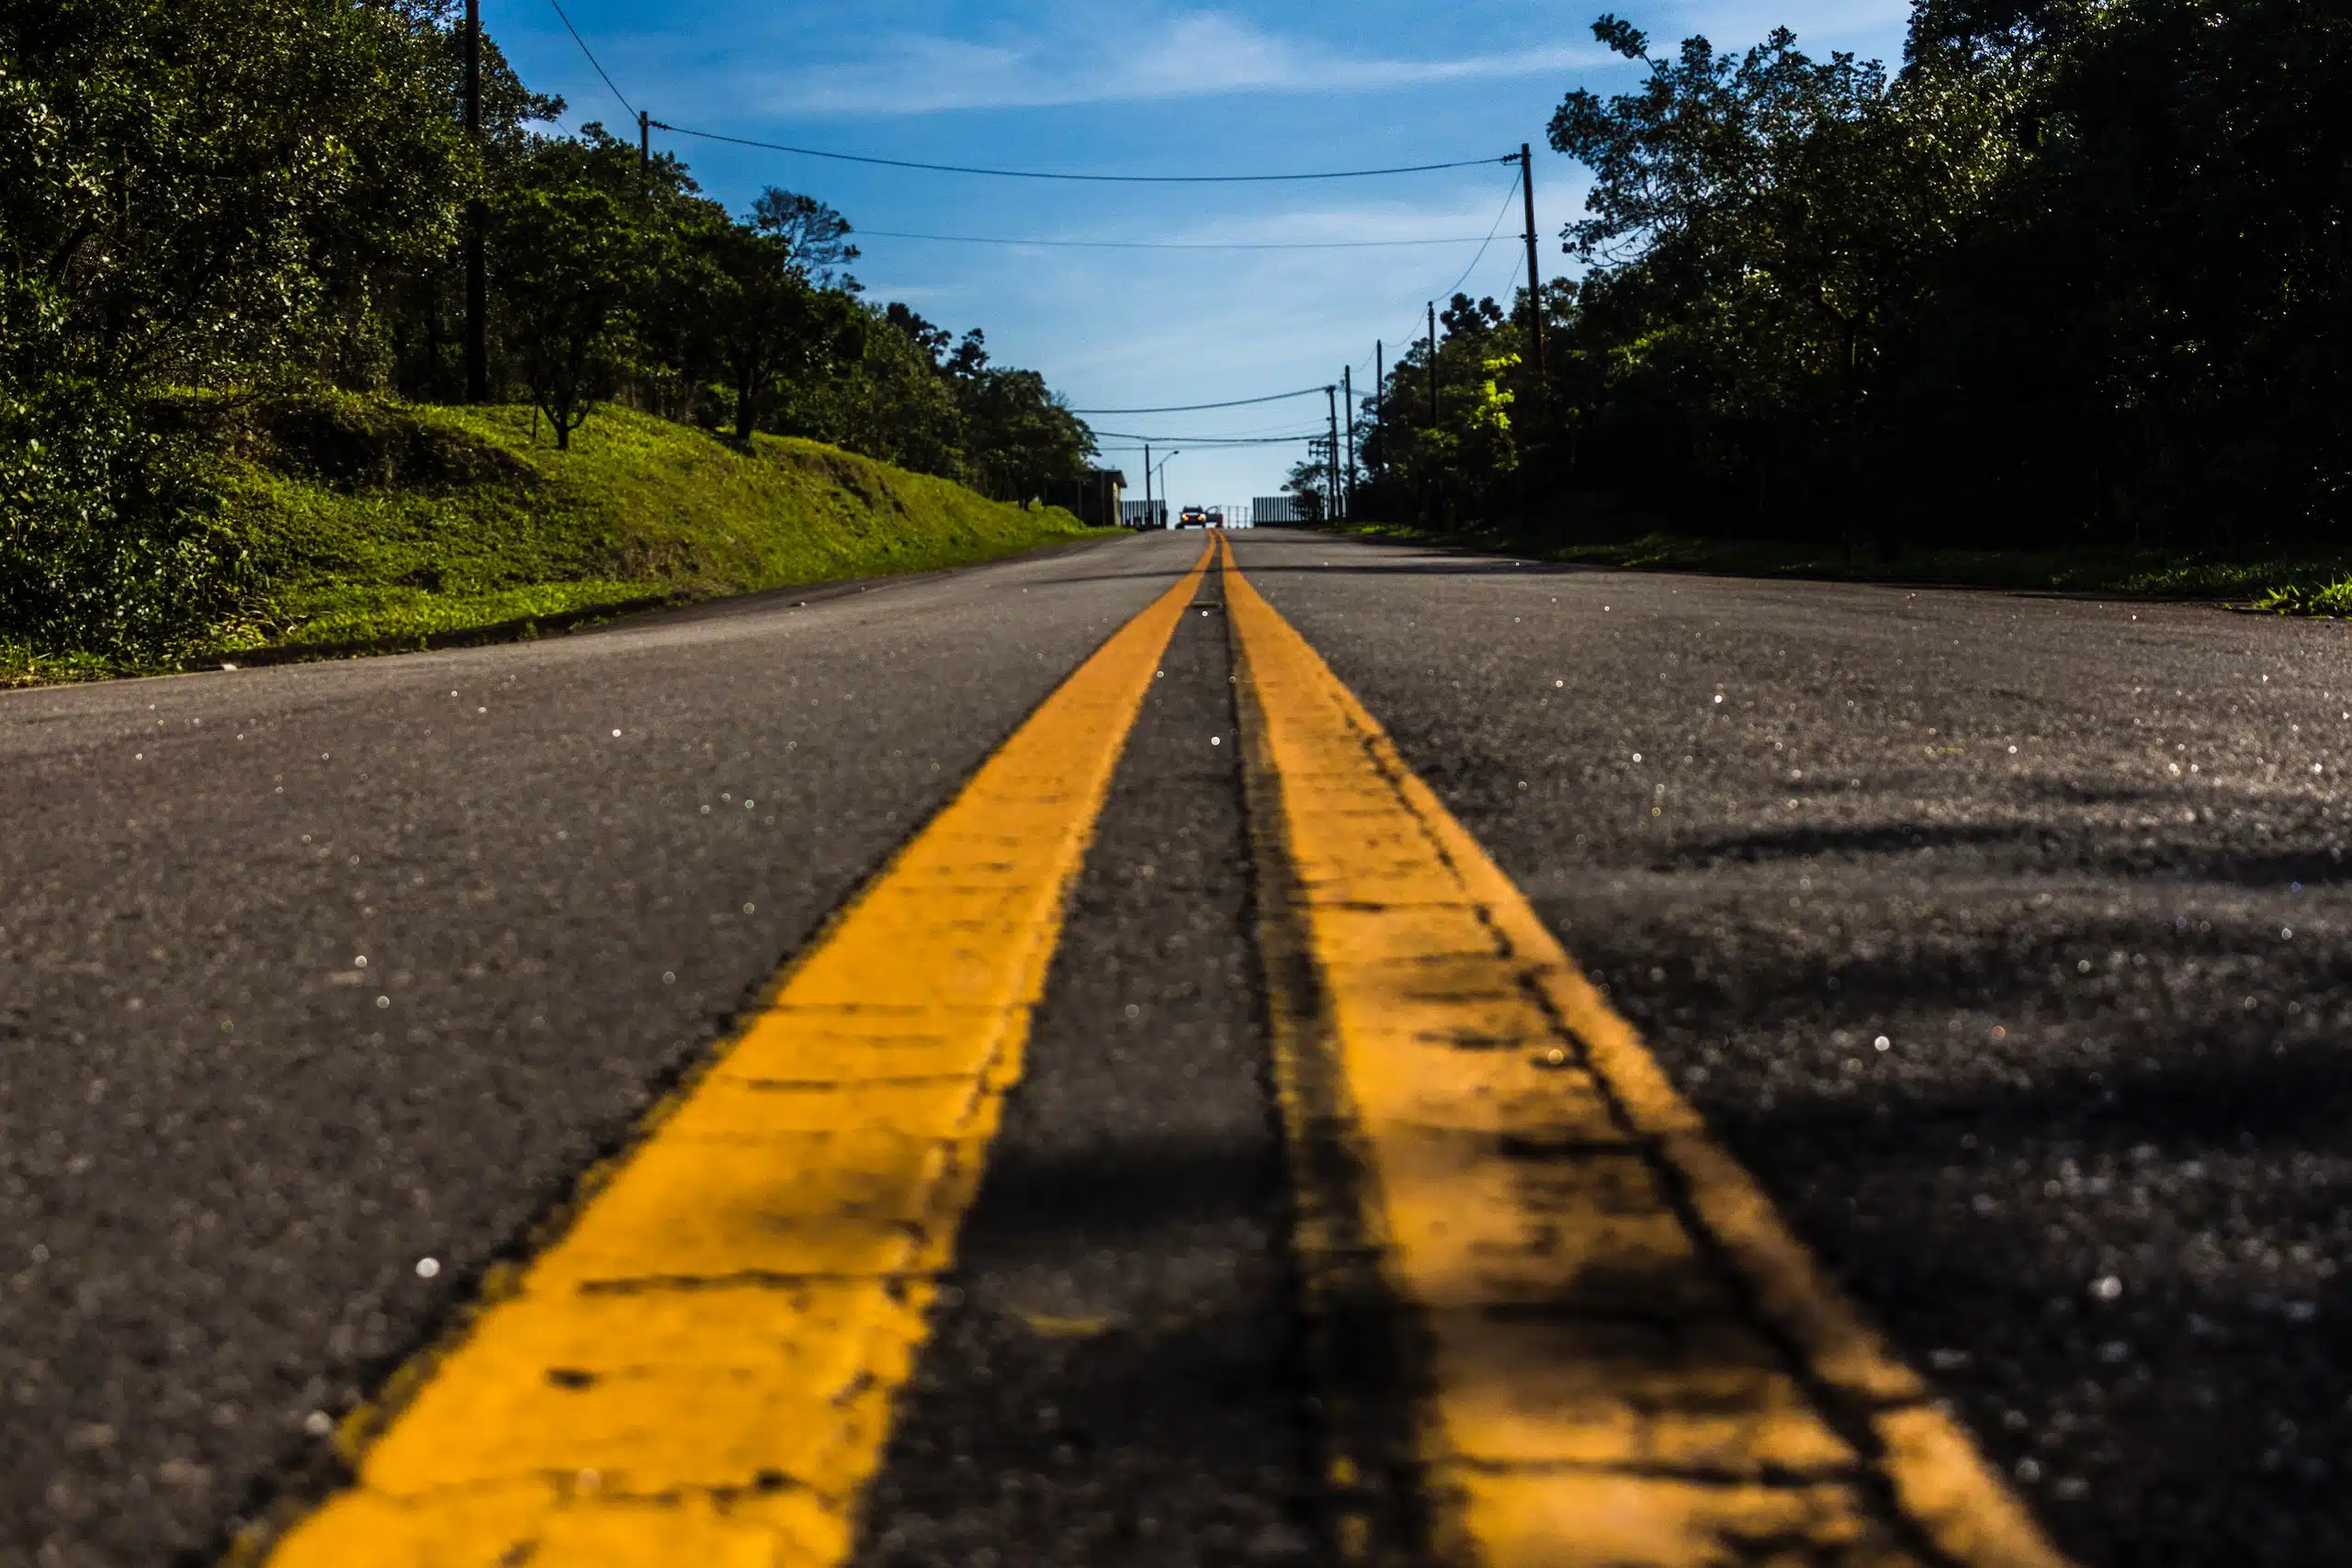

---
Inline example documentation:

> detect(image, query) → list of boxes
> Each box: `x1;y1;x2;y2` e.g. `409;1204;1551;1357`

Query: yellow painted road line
1221;537;2071;1568
251;543;1214;1568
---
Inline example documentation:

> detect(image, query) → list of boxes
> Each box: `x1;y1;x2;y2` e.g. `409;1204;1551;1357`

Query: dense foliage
0;0;1091;657
1356;1;2352;551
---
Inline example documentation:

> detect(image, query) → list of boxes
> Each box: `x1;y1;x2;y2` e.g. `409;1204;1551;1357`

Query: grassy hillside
4;393;1093;684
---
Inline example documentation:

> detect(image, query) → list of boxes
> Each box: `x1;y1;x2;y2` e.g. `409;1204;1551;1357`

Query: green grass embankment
3;393;1094;686
1328;521;2352;612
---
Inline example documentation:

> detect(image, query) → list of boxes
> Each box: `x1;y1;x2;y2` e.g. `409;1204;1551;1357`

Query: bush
0;372;257;659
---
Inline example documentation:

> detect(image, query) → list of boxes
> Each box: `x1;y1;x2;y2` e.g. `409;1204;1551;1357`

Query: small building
1045;468;1126;527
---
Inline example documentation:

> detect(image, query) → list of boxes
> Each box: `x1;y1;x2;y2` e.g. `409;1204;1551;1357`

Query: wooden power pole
1326;385;1341;523
463;0;487;403
1342;366;1355;519
1521;143;1546;378
1427;302;1439;428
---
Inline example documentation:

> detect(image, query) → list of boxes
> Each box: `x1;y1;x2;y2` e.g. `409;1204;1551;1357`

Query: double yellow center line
244;538;2068;1568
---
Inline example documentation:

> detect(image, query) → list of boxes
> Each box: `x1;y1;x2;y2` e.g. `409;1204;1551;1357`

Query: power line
1102;422;1329;442
860;230;1501;253
545;0;636;120
1093;430;1325;446
1438;168;1524;308
1070;388;1327;415
1341;169;1528;402
653;122;1511;184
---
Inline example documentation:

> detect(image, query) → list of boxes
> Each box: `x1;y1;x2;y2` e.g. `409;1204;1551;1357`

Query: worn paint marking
253;544;1214;1568
1221;536;2072;1568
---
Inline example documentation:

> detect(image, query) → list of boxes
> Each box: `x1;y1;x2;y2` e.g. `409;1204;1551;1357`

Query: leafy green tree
1904;0;2352;540
488;138;656;448
676;219;859;442
1;0;471;389
1;0;468;654
778;304;966;477
1550;15;2008;542
749;188;860;292
956;366;1093;502
1283;456;1329;523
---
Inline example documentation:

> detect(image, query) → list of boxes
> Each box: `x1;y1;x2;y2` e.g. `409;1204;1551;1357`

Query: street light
1152;450;1180;528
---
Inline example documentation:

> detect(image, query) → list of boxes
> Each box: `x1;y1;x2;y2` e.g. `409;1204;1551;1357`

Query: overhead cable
1438;170;1525;310
1091;430;1326;446
1348;169;1529;400
545;0;636;120
652;122;1512;184
1070;388;1327;415
860;230;1500;252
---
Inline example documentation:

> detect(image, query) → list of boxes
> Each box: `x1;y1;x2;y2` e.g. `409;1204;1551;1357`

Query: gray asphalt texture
1231;528;2352;1567
852;558;1315;1568
0;537;1182;1567
11;521;2348;1567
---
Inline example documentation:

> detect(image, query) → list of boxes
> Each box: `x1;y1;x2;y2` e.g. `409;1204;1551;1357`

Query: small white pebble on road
415;1258;440;1280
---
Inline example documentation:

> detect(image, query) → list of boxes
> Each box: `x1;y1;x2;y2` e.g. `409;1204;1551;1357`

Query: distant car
1205;510;1225;528
1177;505;1210;529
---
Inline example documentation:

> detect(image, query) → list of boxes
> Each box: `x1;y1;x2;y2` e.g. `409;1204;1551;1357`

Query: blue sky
493;0;1915;502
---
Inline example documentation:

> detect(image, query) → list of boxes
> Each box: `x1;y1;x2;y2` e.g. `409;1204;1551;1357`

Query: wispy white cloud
741;10;1605;117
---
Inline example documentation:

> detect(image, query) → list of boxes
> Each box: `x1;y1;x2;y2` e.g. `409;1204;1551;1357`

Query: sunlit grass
232;398;1091;653
11;393;1093;683
0;639;122;690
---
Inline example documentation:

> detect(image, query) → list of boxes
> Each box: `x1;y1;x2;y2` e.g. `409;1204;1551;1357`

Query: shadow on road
1562;897;2352;1568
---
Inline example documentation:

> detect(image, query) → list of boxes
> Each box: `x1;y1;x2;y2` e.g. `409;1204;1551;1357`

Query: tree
689;220;862;442
778;304;966;477
1;0;471;654
1546;13;2010;544
488;136;655;448
0;0;473;390
883;303;953;367
956;367;1092;502
749;188;860;291
1282;456;1329;523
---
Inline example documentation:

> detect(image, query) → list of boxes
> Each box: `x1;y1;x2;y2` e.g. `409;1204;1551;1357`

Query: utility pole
1143;442;1151;529
1521;143;1546;378
1150;449;1179;525
1342;366;1355;520
1326;385;1341;524
639;111;651;186
462;0;487;404
1373;340;1383;476
1427;301;1439;428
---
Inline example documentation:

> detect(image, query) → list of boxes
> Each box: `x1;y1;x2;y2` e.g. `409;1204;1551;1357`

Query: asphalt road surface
5;527;2348;1566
